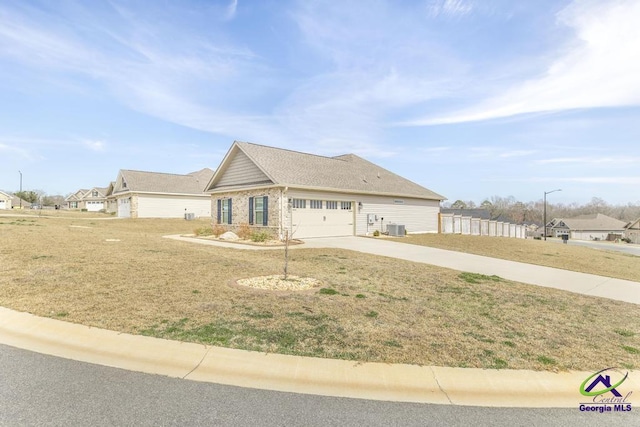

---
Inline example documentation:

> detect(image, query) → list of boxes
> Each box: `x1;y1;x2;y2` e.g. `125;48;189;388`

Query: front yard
1;213;638;371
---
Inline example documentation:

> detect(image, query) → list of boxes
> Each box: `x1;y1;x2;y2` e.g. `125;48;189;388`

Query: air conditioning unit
184;213;196;221
387;224;405;237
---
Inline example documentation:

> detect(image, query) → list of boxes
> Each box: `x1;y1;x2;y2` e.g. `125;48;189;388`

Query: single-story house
205;141;445;239
625;218;640;244
65;187;108;211
0;191;31;209
109;168;214;218
546;213;628;241
0;191;12;209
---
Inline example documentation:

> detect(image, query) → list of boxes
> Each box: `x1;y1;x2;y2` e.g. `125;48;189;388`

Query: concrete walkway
165;235;640;304
2;306;637;408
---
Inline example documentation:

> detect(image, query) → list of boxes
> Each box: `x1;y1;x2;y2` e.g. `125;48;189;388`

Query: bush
237;223;252;240
211;224;226;237
373;230;380;237
250;231;270;242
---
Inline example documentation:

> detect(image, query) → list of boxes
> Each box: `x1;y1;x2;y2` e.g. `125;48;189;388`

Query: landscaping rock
219;231;240;241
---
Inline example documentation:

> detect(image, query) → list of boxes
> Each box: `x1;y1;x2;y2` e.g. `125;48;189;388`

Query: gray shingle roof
116;168;214;195
212;141;444;200
560;213;627;231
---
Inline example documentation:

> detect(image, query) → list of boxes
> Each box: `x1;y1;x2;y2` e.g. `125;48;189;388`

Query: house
546;213;628;241
65;187;108;211
625;218;640;244
109;168;214;218
0;191;31;209
205;141;445;239
0;190;12;209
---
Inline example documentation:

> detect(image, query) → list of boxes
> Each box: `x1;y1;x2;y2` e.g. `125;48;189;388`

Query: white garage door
0;200;5;209
86;201;104;212
291;199;354;238
118;198;131;218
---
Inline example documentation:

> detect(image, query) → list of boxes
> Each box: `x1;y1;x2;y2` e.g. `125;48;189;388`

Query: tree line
442;196;640;225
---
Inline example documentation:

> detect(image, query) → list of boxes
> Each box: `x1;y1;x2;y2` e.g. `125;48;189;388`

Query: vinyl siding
136;194;211;218
286;190;440;236
216;151;272;188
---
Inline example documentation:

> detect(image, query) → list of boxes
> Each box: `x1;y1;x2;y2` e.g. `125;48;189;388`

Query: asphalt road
1;345;634;427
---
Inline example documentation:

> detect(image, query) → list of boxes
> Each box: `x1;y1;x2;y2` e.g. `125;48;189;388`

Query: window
217;198;232;224
292;199;306;209
92;191;98;197
69;201;78;209
249;196;268;226
310;200;322;209
341;201;352;210
326;201;338;209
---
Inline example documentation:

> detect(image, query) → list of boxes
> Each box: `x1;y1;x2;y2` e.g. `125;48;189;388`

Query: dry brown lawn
1;212;639;371
393;233;639;282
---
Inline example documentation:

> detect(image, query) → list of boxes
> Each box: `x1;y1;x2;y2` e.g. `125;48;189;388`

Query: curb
1;307;636;408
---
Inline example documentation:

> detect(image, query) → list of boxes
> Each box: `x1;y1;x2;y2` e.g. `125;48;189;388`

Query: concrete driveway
301;237;640;305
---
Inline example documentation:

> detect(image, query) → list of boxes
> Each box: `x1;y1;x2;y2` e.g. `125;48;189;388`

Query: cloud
83;140;106;152
404;0;640;126
427;0;474;18
0;142;32;159
537;156;640;165
225;0;238;21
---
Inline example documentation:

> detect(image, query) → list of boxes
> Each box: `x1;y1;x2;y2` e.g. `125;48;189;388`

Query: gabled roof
0;190;11;199
65;189;89;202
81;187;109;200
554;213;627;231
113;168;214;195
206;141;445;200
625;217;640;230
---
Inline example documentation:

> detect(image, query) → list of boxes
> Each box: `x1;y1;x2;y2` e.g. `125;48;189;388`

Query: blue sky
1;0;639;205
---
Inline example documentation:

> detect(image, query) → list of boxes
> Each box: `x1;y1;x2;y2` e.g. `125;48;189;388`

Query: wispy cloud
532;176;640;184
82;140;106;152
537;156;640;165
225;0;238;21
404;0;640;125
427;0;474;18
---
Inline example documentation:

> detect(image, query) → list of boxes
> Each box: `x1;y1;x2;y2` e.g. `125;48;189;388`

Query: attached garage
290;198;354;238
0;200;5;209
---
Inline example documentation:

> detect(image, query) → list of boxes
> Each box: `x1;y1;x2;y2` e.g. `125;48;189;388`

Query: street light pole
543;189;562;241
18;170;22;209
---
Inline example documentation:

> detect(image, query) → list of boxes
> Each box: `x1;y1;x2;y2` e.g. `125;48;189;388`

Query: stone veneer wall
212;188;283;238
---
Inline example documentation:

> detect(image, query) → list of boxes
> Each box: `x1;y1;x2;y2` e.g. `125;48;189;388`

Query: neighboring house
66;187;109;211
546;213;628;241
109;168;214;218
0;190;12;209
205;141;445;239
65;189;88;209
0;191;30;209
104;182;117;214
625;218;640;244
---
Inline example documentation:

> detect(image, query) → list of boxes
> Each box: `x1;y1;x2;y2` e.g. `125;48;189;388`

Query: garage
117;198;131;218
0;200;5;210
290;199;354;238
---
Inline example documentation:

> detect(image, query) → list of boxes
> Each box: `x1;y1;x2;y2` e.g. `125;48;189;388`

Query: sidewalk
2;306;636;408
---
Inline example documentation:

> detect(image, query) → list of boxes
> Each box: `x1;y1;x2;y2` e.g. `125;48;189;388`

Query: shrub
250;231;270;242
373;230;380;237
211;224;226;237
237;223;252;240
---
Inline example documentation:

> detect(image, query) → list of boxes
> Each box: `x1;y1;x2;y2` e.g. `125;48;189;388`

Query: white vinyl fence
439;213;526;239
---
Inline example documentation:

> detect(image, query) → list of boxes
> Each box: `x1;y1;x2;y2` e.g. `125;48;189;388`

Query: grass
0;211;639;371
394;233;639;282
